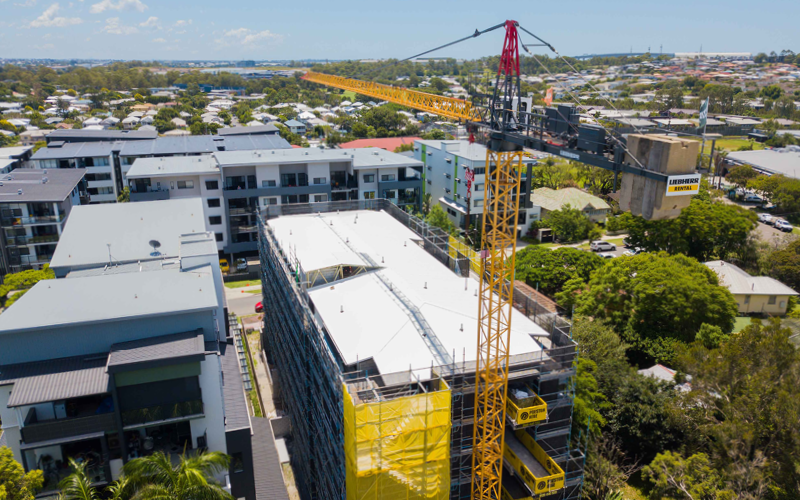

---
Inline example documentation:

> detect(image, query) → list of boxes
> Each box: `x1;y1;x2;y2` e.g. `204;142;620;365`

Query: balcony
230;224;258;235
331;174;358;191
4;234;59;247
130;189;170;202
503;429;565;497
506;385;547;429
1;214;65;226
121;399;204;428
229;207;256;216
21;408;117;445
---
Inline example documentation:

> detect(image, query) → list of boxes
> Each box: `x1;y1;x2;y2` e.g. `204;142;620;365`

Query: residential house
705;260;798;315
283;119;306;135
530;187;611;223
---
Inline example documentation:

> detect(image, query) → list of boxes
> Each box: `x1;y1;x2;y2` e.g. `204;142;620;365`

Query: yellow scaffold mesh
447;236;481;274
344;381;452;500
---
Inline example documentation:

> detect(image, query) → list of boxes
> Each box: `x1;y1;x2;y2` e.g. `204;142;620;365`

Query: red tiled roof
338;136;422;151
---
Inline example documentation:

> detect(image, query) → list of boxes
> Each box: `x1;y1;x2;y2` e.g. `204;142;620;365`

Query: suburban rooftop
0;168;85;203
126;154;220;179
214;147;423;169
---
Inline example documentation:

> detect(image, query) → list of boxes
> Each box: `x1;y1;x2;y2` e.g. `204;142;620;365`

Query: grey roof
50;198;206;270
217;124;278;136
416;139;536;163
727;148;800;180
705;260;798;296
31;141;119;161
0;146;33;159
126;155;219;179
219;340;251;431
0;353;110;407
251;417;290;500
118;135;291;157
284;119;304;127
0;168;85;203
108;330;205;371
215;147;422;170
66;259;181;278
46;129;158;143
0;266;218;334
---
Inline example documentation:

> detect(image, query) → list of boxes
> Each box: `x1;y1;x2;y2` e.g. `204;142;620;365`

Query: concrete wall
192;353;228;483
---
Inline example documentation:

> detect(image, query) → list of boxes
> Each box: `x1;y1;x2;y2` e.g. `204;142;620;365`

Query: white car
623;247;644;257
597;252;617;259
775;220;794;233
744;193;763;203
758;213;774;225
590;241;617;252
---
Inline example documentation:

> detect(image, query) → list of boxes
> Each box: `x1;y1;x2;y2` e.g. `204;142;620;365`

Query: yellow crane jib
302;71;481;122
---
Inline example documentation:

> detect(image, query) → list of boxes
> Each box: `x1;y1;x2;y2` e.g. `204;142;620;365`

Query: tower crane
303;20;699;500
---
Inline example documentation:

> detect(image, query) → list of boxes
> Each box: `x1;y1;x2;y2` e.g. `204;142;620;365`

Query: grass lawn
245;290;261;294
733;316;755;333
342;90;357;100
224;280;260;289
691;136;765;152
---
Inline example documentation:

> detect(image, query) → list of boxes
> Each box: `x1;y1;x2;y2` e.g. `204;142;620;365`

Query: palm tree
122;450;233;500
58;459;100;500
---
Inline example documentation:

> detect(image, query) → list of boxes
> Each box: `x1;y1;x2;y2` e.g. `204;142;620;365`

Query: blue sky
0;0;797;61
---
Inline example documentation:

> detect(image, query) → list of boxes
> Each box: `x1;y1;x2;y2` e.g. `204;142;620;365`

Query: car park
590;241;617;252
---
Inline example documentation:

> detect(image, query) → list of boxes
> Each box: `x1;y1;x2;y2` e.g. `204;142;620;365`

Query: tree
421;129;445;140
0;266;55;307
543;204;596;243
515;245;605;297
573;358;607;436
425;204;455;233
58;459;100;500
774;95;796;118
31;141;47;154
726;164;758;188
644;451;728;500
570;252;738;362
117;186;130;203
695;323;728;349
0;447;43;500
759;85;783;100
767;238;800;290
122;450;232;500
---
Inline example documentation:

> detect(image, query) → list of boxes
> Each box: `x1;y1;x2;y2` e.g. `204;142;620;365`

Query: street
227;289;262;317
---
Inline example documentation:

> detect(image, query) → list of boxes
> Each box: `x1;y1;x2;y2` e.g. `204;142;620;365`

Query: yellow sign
665;174;701;197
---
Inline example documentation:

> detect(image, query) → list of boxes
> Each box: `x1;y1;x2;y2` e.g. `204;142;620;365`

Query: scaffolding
257;199;585;500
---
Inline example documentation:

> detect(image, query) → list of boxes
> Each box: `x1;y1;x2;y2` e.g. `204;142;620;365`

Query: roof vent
42;177;48;184
42;169;47;174
17;189;22;195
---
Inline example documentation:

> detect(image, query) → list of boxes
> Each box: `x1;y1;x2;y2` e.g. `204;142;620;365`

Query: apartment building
127;147;423;255
30;130;290;204
0;168;87;277
0;199;280;500
413;140;541;234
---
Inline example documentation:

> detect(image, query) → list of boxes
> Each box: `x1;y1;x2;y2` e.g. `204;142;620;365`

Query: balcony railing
1;214;64;226
121;399;204;428
229;207;256;216
4;234;59;246
21;408;117;444
230;225;258;235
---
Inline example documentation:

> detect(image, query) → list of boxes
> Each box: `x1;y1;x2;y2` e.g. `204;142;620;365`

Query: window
445;188;451;194
299;194;309;203
177;180;194;189
744;295;751;305
313;177;327;185
363;174;375;183
446;158;452;163
446;208;457;217
262;180;277;187
205;180;219;190
426;166;432;171
231;453;244;474
262;197;278;205
382;190;397;199
281;194;298;204
426;179;432;185
281;173;297;187
209;216;222;225
474;167;486;175
444;173;451;179
207;198;221;208
768;295;777;305
381;174;395;182
215;233;223;242
474;183;484;191
363;191;375;200
314;194;328;202
474;199;483;208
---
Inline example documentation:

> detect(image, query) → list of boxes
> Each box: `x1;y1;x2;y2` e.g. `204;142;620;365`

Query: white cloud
101;16;137;34
217;27;283;48
34;43;55;49
28;3;83;27
174;19;191;27
152;37;165;42
89;0;146;13
139;15;158;27
14;0;37;7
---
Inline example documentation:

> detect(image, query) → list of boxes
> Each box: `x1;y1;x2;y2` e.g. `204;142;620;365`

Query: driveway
755;221;795;246
227;289;262;317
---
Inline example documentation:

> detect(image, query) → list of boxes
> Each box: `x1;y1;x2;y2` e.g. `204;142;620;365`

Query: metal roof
0;266;219;334
251;417;290;500
46;129;158;142
118;134;291;157
727;148;800;180
219;340;251;431
31;141;120;161
0;168;85;203
217;124;278;136
108;330;206;372
0;146;33;159
126;155;219;179
705;261;798;296
215;147;422;170
50;198;206;271
0;353;110;407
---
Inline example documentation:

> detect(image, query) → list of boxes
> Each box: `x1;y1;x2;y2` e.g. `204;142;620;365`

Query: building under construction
258;199;584;500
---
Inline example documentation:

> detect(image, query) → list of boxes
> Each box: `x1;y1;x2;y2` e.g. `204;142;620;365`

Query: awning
438;197;467;215
19;431;105;450
2;355;110;408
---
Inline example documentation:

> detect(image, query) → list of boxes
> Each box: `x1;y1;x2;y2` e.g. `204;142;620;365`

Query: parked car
744;193;764;203
623;247;644;257
219;258;229;273
590;241;617;252
255;301;264;313
775;220;794;232
758;213;774;225
597;252;617;259
235;258;248;271
623;237;633;248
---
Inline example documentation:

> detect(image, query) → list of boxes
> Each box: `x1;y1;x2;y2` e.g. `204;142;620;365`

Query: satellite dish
149;239;161;256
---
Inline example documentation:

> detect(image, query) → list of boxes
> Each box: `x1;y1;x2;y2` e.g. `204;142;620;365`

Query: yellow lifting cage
343;378;452;500
447;235;482;274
